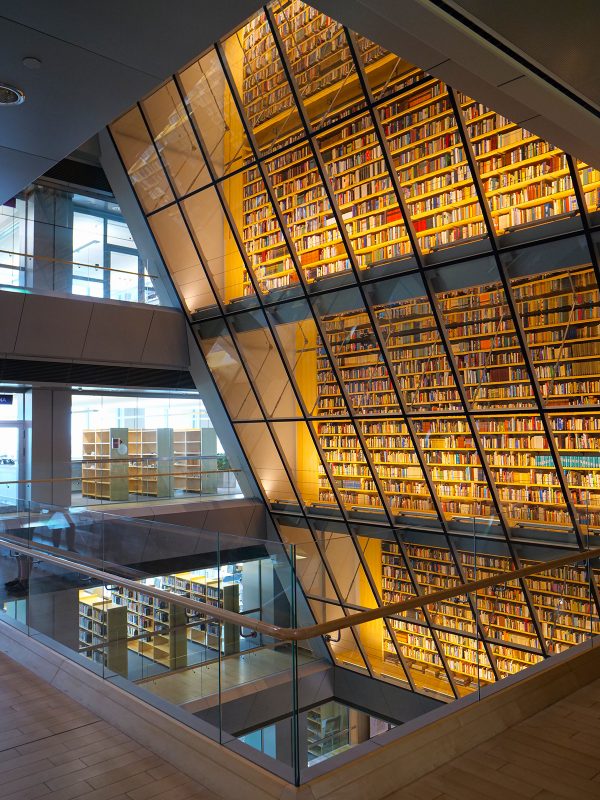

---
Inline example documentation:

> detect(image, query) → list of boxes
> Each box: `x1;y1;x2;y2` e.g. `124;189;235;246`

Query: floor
0;649;218;800
140;645;318;708
388;674;600;799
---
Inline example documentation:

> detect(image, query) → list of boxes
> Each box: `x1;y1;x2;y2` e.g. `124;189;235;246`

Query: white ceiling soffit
316;0;600;168
0;0;262;205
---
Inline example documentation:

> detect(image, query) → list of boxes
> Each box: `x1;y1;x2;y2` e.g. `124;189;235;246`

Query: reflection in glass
180;48;252;178
142;80;211;197
110;108;174;213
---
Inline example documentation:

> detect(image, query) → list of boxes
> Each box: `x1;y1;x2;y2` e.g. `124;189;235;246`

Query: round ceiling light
0;84;25;105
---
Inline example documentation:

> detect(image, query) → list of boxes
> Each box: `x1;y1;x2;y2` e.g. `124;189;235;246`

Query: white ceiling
0;1;261;204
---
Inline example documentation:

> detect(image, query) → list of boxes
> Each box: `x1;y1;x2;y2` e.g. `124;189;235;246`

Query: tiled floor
0;651;218;800
388;676;600;799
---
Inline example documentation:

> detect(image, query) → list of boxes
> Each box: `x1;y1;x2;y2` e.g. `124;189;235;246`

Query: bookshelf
314;263;600;527
577;160;600;213
171;429;202;494
81;428;129;501
78;587;127;674
110;584;187;669
159;571;240;655
459;92;579;232
381;540;598;693
128;428;172;498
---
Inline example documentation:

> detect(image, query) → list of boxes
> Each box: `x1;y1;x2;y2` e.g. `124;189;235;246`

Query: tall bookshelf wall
110;0;600;698
381;539;600;693
314;263;600;528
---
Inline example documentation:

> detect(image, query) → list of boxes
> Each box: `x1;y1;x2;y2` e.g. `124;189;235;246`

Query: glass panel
271;421;338;511
364;274;461;412
315;113;412;269
148;205;216;313
110;107;174;213
376;80;486;254
234;422;299;507
0;427;20;509
229;310;301;418
179;47;252;179
311;418;385;514
312;287;403;415
142;80;211;197
275;516;339;601
510;264;600;407
577;160;600;214
223;170;302;300
452;538;543;675
431;259;536;410
413;415;495;521
265;298;346;416
195;319;263;420
182;186;256;307
459;93;579;234
355;34;426;102
272;2;366;129
264;142;353;285
313;527;377;607
357;419;436;519
549;413;600;529
223;10;303;154
474;413;572;529
109;250;139;302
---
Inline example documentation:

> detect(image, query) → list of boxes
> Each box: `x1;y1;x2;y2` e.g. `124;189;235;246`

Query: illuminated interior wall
109;0;600;701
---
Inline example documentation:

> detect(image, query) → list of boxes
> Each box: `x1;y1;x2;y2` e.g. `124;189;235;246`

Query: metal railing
2;530;599;643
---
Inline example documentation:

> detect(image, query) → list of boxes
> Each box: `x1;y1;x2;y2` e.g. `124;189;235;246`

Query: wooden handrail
1;532;599;643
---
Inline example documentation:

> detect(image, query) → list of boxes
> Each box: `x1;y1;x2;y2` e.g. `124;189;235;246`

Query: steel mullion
448;88;591;549
261;6;462;694
343;36;550;658
171;73;356;530
135;100;318;532
343;30;499;680
215;35;399;528
448;87;600;643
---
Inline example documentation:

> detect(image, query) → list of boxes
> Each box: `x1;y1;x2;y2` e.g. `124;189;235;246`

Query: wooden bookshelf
79;588;127;674
459;93;578;232
171;429;202;494
160;571;240;655
128;428;172;498
224;6;586;302
81;428;129;501
314;264;600;527
111;584;187;669
381;540;599;694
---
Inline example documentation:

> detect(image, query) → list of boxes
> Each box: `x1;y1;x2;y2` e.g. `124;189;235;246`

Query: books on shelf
314;264;600;527
380;540;597;692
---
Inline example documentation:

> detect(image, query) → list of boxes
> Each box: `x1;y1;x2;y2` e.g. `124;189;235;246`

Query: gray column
26;388;72;507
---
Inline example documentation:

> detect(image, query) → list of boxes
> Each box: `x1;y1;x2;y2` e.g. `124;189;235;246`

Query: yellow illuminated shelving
381;540;599;690
314;265;600;527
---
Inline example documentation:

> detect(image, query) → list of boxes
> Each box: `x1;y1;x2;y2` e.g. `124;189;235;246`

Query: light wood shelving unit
160;571;240;655
81;428;129;501
78;587;128;673
128;428;172;498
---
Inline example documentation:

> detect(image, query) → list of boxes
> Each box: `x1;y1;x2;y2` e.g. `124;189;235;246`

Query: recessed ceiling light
0;84;25;105
22;57;41;70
